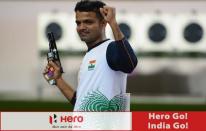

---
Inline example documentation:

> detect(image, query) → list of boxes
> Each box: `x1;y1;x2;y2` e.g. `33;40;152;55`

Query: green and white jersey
74;40;129;111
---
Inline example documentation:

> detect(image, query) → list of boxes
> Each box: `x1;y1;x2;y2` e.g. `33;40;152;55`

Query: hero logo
49;114;58;125
49;114;84;125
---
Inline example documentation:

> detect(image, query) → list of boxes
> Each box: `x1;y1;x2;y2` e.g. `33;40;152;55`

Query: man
44;0;137;111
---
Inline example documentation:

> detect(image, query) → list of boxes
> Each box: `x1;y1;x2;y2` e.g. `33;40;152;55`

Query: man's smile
79;31;90;37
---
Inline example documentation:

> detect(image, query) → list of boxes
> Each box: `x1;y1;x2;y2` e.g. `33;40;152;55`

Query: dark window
148;23;167;43
184;23;203;43
119;23;132;40
46;22;63;41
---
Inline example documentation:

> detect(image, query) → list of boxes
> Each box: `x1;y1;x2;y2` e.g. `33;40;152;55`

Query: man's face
75;11;105;44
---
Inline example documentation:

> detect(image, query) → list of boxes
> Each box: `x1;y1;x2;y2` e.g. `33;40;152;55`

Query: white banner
1;112;131;130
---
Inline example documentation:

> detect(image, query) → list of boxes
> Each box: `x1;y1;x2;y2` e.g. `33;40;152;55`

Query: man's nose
78;23;86;30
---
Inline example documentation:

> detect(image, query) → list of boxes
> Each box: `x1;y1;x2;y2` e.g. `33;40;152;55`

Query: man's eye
85;20;93;24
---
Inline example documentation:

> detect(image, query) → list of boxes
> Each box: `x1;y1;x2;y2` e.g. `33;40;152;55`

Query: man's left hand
100;6;117;25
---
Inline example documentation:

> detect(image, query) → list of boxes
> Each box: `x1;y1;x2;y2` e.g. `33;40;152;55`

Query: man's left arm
100;6;138;73
106;39;138;73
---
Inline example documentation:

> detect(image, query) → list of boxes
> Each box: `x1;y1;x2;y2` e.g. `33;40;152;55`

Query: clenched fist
100;6;117;25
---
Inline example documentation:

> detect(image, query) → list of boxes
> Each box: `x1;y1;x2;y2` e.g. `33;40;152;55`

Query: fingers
100;7;109;14
100;8;104;16
101;6;109;10
100;7;104;14
101;6;114;13
43;68;48;74
48;61;60;70
43;61;62;83
43;66;50;81
43;61;56;74
43;64;50;74
43;72;50;81
100;6;116;23
100;8;107;19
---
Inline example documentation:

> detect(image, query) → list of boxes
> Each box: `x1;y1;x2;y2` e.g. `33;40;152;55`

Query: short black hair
75;0;106;20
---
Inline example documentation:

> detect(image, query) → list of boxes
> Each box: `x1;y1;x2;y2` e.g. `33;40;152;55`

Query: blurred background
1;0;206;111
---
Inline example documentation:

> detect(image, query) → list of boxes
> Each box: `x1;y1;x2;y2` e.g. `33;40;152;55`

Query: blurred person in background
43;0;137;111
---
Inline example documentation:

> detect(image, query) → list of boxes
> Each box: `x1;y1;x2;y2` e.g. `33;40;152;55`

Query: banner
0;112;206;130
0;112;131;130
133;111;206;131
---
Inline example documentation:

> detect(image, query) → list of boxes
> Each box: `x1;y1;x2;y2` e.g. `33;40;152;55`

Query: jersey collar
87;39;110;52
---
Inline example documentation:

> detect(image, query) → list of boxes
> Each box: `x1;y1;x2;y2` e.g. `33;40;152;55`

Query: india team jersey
73;40;129;111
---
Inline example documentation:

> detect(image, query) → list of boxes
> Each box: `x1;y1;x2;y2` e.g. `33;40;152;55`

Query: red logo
49;114;57;125
49;114;84;125
60;115;83;123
